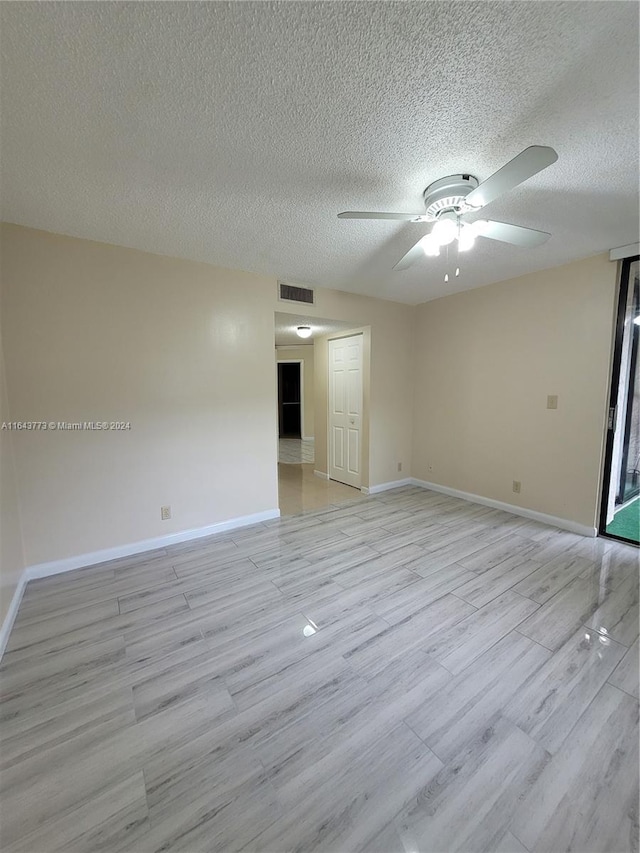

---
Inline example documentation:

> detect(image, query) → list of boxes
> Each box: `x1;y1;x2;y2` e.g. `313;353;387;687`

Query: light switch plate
547;395;558;410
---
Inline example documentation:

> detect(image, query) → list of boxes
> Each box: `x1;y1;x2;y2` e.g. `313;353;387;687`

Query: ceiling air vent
278;281;315;305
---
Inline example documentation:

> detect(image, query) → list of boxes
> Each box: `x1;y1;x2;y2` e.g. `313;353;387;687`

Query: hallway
278;463;364;516
278;438;315;465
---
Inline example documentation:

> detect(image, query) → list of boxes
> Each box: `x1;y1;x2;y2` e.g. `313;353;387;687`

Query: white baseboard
0;572;28;659
0;507;280;660
365;478;413;495
410;478;597;538
26;508;281;581
314;470;330;480
302;435;314;442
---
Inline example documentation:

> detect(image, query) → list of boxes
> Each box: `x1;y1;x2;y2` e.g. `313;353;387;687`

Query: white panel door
328;334;362;488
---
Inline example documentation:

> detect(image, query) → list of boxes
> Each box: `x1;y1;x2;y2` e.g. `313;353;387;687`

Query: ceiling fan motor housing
423;174;479;219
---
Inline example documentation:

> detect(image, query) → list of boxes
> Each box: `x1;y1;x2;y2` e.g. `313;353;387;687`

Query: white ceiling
274;312;357;347
1;2;638;305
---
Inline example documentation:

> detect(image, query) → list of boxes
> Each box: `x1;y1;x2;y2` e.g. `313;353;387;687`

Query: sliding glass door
600;256;640;545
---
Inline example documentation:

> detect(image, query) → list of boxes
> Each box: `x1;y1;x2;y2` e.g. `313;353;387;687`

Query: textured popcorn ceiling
1;1;638;305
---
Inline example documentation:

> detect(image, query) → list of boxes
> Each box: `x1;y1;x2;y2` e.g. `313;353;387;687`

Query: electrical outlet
161;505;171;521
512;481;521;494
547;395;558;410
397;462;402;472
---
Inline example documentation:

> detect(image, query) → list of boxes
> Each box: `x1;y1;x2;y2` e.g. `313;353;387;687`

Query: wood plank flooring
1;486;638;852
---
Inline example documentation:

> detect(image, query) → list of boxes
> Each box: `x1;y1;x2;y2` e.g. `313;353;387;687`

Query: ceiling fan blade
338;211;425;221
393;236;429;271
481;220;551;247
464;146;558;210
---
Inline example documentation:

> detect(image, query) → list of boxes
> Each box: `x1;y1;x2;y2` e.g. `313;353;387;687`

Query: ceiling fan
338;146;558;271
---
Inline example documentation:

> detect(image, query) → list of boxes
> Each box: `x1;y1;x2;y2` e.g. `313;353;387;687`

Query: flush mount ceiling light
296;325;312;338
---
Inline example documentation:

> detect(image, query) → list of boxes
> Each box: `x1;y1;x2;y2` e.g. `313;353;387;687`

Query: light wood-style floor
1;486;638;852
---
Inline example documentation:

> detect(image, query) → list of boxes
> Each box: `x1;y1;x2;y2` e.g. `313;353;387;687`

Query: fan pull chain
444;242;460;282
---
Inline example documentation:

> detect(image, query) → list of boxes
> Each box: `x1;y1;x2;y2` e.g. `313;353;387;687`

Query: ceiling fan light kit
421;234;441;257
337;145;558;272
457;227;476;252
430;213;458;246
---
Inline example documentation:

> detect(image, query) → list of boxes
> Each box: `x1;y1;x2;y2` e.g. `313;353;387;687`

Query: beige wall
412;254;617;529
0;325;25;622
275;291;414;487
2;221;611;576
275;345;315;438
1;224;279;566
0;224;415;569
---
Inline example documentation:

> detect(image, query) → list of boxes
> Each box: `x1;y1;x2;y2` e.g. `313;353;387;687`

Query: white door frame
277;359;304;438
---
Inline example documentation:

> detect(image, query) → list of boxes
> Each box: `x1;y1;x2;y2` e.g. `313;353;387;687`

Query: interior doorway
277;361;302;438
600;255;640;545
274;312;367;515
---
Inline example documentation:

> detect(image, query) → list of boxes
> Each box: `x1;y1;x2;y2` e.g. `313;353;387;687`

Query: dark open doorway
277;362;302;438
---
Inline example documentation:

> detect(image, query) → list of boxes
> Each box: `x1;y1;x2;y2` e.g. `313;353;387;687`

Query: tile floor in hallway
278;461;362;516
0;486;638;853
278;437;315;465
